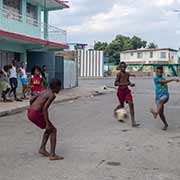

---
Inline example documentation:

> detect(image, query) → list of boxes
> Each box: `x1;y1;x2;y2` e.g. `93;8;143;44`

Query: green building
0;0;69;71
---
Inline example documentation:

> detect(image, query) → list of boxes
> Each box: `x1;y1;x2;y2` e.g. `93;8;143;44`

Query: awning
30;0;69;10
0;30;68;51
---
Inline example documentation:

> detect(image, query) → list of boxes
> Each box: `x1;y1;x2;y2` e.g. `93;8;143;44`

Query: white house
120;48;178;64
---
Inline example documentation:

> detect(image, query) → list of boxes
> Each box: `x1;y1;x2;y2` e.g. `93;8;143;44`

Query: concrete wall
78;50;104;77
64;60;77;89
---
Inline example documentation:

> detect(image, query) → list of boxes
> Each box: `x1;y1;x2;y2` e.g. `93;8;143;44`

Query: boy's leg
128;102;139;127
151;100;164;119
49;124;64;160
159;104;168;130
39;129;51;156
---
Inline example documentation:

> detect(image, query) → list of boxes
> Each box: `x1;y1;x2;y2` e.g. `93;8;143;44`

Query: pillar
21;0;27;23
44;10;48;40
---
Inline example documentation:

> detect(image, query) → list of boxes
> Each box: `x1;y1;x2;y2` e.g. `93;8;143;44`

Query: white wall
78;50;104;77
64;60;77;89
121;50;178;64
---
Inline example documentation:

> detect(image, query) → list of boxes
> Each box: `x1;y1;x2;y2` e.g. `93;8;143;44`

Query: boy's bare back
30;89;55;111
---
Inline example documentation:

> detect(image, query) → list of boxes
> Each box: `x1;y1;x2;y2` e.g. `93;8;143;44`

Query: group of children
0;61;48;102
25;61;179;161
114;62;179;131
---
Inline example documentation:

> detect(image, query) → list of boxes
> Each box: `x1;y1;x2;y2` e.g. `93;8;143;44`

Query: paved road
1;78;180;180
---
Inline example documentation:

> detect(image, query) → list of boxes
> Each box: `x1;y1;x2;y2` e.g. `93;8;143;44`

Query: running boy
27;79;64;160
114;62;139;127
150;66;179;130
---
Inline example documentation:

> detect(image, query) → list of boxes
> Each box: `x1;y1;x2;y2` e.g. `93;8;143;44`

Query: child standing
19;62;28;99
30;66;43;97
150;66;179;130
41;65;48;89
0;66;11;102
114;62;139;127
27;79;64;160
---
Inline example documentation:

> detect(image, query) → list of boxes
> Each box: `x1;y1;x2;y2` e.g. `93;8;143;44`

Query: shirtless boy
114;62;139;127
27;79;64;160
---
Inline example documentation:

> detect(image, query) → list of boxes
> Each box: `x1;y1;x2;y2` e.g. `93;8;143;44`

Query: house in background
0;0;69;81
120;48;179;76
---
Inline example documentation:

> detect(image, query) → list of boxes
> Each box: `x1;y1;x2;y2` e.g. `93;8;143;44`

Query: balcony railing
0;5;67;45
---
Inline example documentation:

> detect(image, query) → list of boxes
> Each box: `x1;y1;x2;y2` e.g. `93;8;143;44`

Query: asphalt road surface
1;78;180;180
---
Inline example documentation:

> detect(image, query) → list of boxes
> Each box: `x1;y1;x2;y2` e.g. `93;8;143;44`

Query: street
1;78;180;180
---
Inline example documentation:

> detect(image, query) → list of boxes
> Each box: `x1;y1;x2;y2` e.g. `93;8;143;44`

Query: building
0;0;69;80
120;48;178;64
120;48;179;76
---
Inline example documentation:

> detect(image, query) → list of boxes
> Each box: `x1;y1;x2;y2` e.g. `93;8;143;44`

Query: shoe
16;98;23;102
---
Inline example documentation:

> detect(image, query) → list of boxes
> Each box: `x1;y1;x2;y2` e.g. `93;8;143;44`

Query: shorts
27;109;46;129
21;78;28;85
117;87;133;104
156;94;169;105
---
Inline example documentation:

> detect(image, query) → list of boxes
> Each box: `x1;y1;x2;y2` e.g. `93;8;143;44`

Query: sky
49;0;180;49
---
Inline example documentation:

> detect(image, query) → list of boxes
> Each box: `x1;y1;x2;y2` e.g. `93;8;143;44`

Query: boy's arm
30;95;38;105
42;94;56;129
114;73;130;86
158;79;179;84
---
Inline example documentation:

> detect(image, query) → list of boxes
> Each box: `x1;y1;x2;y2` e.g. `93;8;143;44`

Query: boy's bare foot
49;155;64;161
162;125;168;131
39;149;50;157
150;109;158;119
132;123;140;127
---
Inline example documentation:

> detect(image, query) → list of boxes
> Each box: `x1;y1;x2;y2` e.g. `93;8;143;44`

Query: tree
130;36;147;49
94;42;108;51
94;35;157;63
147;42;158;49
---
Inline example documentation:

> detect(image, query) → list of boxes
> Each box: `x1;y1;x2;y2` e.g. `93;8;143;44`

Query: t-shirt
19;67;27;79
9;66;17;78
154;77;169;98
30;76;42;93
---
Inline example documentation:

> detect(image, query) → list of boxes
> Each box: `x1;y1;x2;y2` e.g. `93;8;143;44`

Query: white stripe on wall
78;50;104;77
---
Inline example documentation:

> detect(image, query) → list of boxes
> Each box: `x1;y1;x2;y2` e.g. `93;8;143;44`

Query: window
150;52;153;58
131;53;134;56
26;3;37;26
160;52;167;59
3;0;21;21
3;0;21;11
137;52;143;59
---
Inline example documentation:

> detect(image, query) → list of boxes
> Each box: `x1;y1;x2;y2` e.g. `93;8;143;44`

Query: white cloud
49;0;180;48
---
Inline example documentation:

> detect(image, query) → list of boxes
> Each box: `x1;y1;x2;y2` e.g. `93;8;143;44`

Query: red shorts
27;109;46;129
117;87;133;104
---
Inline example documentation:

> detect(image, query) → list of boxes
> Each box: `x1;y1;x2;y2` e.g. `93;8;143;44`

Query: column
44;10;48;40
0;0;3;18
21;0;27;23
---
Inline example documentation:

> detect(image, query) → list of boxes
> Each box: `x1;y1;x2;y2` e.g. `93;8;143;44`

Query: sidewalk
0;86;115;117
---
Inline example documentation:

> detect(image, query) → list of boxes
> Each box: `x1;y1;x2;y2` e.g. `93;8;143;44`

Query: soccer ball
115;108;128;122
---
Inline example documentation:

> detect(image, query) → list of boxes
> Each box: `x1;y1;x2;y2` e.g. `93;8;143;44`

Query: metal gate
55;56;64;88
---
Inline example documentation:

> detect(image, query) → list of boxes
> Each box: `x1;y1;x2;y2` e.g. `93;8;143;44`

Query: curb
0;90;115;118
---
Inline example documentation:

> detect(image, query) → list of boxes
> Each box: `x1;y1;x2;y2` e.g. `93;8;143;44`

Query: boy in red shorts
114;62;139;127
27;79;64;160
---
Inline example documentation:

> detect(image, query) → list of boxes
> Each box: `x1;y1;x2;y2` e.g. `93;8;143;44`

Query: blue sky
49;0;180;49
